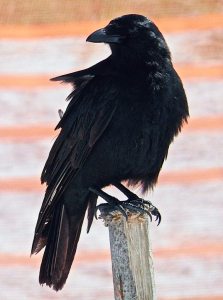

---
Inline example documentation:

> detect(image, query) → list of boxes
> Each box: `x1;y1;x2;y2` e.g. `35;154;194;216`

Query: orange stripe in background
175;65;223;79
0;75;53;88
1;243;223;267
158;167;223;185
184;116;223;132
0;116;222;141
0;168;222;192
0;14;222;38
0;125;56;140
0;177;44;192
0;65;222;89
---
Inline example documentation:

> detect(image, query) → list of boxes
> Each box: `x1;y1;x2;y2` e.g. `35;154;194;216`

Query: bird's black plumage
31;14;189;291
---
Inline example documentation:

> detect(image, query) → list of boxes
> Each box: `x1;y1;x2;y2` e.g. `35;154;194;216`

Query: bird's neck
110;47;171;77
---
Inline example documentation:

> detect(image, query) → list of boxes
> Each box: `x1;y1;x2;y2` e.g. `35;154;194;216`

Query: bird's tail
32;192;97;291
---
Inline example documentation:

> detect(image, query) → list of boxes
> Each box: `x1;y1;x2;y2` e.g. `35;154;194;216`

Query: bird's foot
89;187;161;225
113;182;161;224
121;198;161;225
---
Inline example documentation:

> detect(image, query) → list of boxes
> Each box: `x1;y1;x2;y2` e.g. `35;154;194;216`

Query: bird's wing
32;69;118;252
50;56;112;84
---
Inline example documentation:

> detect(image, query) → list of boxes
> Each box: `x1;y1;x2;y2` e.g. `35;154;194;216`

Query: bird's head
86;14;170;66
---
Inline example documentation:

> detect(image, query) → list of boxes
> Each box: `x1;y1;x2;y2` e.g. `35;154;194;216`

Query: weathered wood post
99;206;156;300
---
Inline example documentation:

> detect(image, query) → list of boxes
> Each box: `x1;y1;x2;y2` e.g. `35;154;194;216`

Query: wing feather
32;74;118;250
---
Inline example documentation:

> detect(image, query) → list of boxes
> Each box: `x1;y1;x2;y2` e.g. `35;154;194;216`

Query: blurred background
0;1;223;299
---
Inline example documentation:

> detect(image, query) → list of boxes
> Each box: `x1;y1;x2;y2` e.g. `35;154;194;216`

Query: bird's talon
122;198;161;225
90;187;161;224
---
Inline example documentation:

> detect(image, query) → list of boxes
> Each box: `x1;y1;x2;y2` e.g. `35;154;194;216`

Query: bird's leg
89;187;128;219
113;182;139;200
113;182;161;225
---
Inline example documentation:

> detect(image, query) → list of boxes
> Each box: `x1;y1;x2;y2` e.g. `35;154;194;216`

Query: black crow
31;14;189;291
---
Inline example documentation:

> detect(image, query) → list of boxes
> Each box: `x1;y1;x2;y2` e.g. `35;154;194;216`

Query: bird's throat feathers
109;34;171;76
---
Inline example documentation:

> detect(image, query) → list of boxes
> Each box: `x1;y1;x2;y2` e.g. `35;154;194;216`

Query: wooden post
99;206;156;300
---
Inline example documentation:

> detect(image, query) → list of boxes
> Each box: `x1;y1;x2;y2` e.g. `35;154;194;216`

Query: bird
31;14;189;291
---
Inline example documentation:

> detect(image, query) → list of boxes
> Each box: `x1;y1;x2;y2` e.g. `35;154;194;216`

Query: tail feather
38;200;88;291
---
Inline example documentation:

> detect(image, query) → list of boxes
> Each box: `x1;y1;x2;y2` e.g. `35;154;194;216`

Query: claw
151;208;161;226
89;186;161;225
122;198;161;225
94;207;99;220
124;201;152;220
95;200;161;225
94;203;108;219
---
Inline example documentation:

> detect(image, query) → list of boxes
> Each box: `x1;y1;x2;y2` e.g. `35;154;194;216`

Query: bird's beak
86;28;123;44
